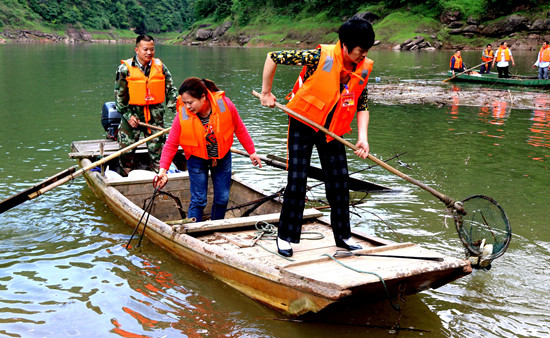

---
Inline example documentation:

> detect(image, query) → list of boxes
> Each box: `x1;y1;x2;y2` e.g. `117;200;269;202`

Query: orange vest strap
178;91;235;159
482;49;493;62
495;48;510;62
121;58;166;106
450;54;463;68
539;47;550;62
285;42;373;141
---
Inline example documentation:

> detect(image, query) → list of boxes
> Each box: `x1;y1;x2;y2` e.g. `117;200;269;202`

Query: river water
0;44;548;337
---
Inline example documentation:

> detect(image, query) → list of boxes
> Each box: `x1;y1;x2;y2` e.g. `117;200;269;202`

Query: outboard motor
101;102;121;140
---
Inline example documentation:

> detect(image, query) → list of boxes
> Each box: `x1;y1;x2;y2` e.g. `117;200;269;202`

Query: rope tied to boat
126;176;162;249
252;221;324;261
322;253;401;311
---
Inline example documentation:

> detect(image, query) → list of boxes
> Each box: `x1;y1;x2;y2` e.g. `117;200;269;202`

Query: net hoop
454;195;511;261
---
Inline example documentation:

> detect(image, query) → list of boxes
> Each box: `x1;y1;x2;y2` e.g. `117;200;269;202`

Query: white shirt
496;49;512;67
534;50;550;68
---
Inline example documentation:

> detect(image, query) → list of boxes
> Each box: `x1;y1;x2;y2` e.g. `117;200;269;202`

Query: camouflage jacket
114;56;178;123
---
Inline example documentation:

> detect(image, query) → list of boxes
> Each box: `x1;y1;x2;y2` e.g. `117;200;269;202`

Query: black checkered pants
278;118;351;243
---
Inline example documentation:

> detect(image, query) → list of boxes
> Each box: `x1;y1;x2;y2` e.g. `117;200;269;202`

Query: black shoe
277;239;293;257
335;238;362;251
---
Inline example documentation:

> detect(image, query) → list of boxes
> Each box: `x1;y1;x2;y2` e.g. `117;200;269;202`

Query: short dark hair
486;43;492;47
338;18;375;51
136;34;154;45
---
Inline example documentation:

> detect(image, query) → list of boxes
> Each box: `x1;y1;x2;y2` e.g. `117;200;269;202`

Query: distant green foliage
374;11;440;43
1;0;194;33
0;0;543;40
486;0;538;14
440;0;487;19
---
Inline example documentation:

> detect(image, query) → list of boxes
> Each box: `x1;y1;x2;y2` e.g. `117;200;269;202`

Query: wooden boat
447;71;550;88
70;139;472;316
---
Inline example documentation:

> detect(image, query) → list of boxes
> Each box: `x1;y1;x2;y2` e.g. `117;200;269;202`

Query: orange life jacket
482;49;494;62
177;91;235;160
286;41;373;141
121;58;166;106
539;46;550;63
450;54;463;69
495;47;511;62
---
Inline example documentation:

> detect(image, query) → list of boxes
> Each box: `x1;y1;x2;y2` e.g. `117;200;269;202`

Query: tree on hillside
22;0;193;32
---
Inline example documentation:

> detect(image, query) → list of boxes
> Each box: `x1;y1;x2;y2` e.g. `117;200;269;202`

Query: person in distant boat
260;18;374;257
492;41;515;78
480;44;493;74
156;77;262;222
115;34;178;175
450;50;466;75
532;41;550;79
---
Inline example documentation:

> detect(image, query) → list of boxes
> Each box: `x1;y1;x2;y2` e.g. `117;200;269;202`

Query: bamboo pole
251;90;463;212
26;127;171;200
442;61;489;83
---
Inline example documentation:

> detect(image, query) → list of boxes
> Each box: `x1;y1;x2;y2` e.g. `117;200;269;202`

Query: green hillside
0;0;548;47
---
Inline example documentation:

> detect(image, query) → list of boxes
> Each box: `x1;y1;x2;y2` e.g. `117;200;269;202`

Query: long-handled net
454;195;511;269
251;90;512;269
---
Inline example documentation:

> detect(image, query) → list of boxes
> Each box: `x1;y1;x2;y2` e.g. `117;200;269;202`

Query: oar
230;147;390;192
0;126;171;214
442;61;489;83
0;166;77;213
251;90;463;213
138;121;164;131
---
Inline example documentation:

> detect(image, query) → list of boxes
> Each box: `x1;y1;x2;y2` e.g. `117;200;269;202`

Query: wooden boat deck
70;139;472;316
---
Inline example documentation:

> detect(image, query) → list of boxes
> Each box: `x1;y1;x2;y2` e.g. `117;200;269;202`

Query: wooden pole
0;126;171;213
442;61;489;83
251;90;463;212
30;126;171;198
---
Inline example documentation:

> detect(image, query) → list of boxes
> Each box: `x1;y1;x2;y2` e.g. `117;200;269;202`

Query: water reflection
529;96;550;151
1;45;550;337
479;100;510;126
447;85;460;119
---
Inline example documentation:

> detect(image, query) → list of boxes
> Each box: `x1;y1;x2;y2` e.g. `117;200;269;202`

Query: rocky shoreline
1;12;550;51
0;28;134;44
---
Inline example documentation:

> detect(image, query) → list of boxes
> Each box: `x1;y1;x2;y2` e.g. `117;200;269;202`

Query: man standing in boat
115;34;178;175
260;18;374;257
532;41;550;79
480;44;493;74
492;41;515;78
450;50;466;76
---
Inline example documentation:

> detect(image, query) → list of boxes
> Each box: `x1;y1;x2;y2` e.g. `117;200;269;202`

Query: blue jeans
480;63;492;74
187;152;232;221
539;66;549;79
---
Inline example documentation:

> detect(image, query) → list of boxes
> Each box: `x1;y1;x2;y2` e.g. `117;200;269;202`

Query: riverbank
2;10;550;51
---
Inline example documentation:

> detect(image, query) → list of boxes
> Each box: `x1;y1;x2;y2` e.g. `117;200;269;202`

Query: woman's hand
260;92;277;108
249;152;263;168
354;140;369;159
155;168;168;189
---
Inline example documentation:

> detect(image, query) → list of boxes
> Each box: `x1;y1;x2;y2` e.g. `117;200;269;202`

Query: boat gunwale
72;141;473;315
77;157;353;300
448;71;550;87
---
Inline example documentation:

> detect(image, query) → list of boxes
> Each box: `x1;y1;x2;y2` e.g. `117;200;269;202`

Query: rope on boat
126;179;162;249
321;253;401;311
252;221;324;261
